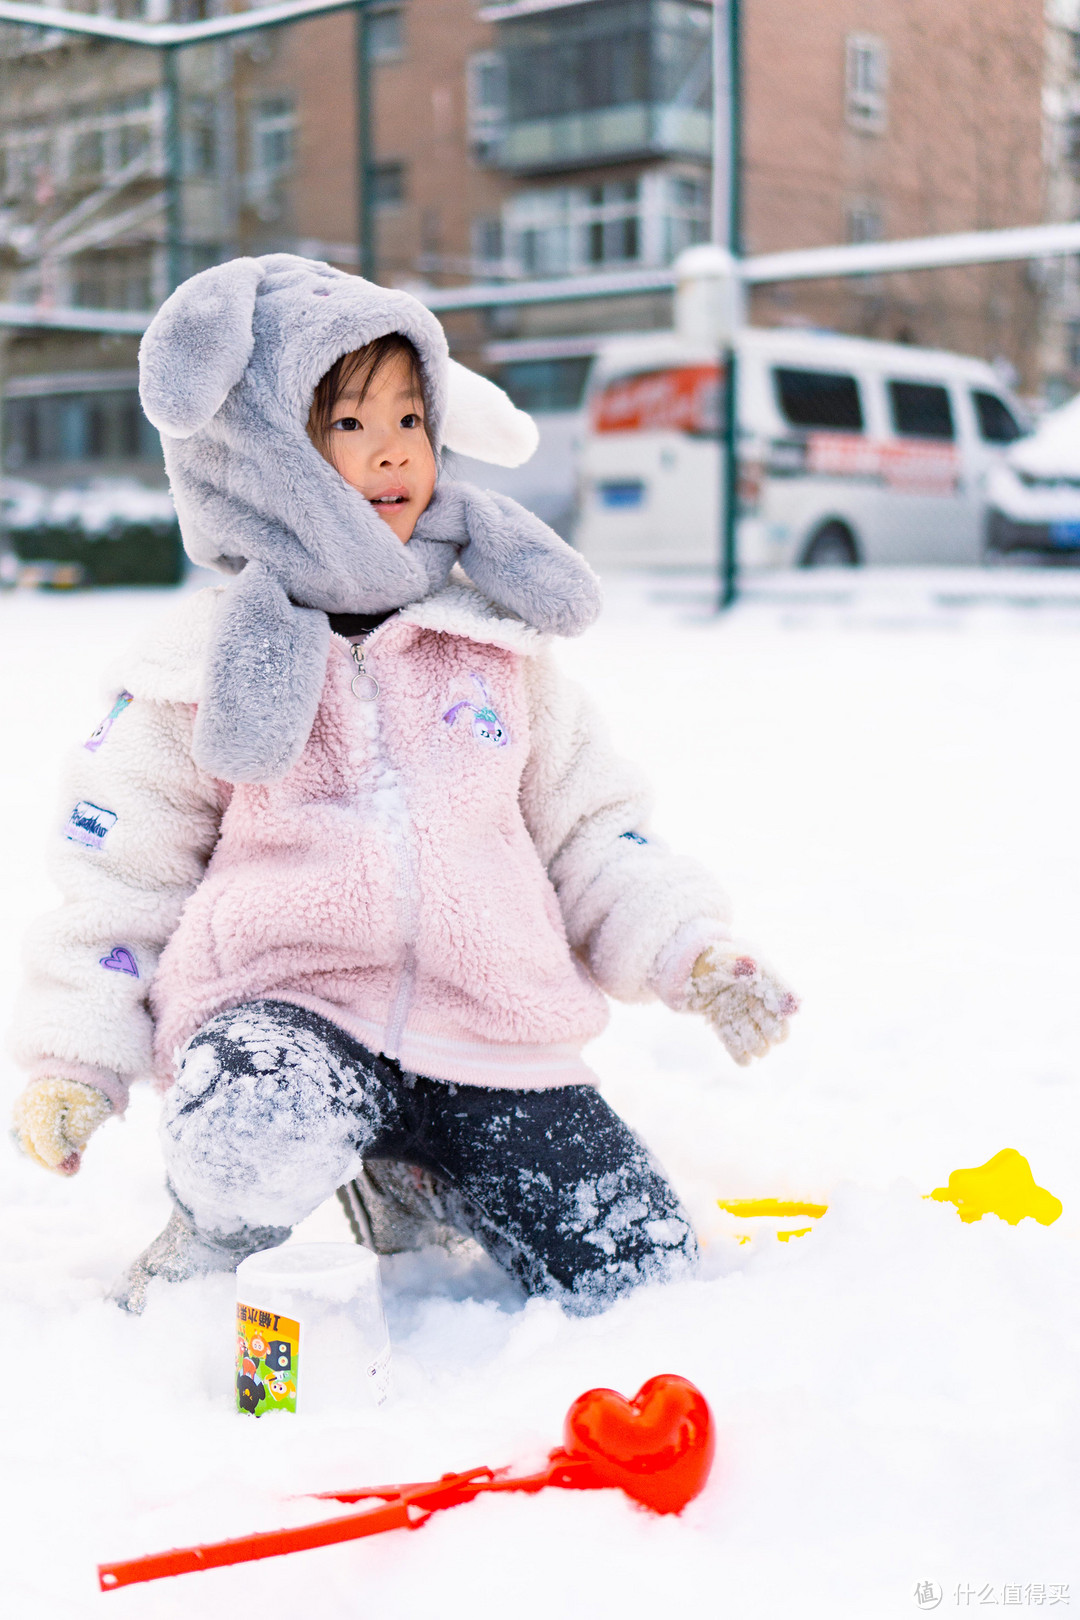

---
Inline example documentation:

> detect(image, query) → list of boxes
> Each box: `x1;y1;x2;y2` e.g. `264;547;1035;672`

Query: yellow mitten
686;945;799;1067
13;1078;112;1174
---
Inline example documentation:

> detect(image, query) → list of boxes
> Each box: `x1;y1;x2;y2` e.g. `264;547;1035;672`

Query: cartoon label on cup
236;1302;299;1417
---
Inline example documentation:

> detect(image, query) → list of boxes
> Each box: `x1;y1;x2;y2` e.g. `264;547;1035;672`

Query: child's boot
337;1162;464;1255
109;1199;290;1315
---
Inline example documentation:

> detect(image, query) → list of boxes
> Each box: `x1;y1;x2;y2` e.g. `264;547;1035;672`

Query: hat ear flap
139;257;264;439
442;359;539;468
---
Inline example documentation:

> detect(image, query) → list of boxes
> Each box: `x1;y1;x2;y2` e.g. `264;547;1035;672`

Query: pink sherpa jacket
14;577;733;1109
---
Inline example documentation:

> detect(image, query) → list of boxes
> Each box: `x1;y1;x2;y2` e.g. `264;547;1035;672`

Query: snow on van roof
589;325;1004;388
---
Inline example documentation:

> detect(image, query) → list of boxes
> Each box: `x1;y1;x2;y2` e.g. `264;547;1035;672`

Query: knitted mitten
13;1078;112;1174
686;945;799;1067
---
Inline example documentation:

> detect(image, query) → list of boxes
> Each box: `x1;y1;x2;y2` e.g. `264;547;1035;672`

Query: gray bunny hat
138;252;601;783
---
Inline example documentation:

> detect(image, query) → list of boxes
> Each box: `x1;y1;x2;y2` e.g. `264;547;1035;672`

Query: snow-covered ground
2;567;1078;1620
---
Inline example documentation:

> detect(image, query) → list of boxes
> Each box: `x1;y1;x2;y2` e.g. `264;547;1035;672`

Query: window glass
845;33;887;132
971;390;1022;444
773;368;864;432
253;98;295;175
371;161;405;206
2;390;160;467
888;380;955;440
367;7;403;60
497;357;591;413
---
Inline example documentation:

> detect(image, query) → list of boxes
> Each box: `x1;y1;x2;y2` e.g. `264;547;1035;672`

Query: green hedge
13;522;184;587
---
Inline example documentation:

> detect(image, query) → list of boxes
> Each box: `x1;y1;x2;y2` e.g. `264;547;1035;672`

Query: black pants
163;1000;698;1314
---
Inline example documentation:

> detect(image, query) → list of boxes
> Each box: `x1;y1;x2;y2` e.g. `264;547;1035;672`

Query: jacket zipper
336;627;418;1062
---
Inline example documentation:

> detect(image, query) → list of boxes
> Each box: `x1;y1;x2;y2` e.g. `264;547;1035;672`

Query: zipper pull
350;643;380;701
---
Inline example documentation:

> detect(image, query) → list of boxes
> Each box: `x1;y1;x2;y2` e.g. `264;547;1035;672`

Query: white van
574;327;1027;568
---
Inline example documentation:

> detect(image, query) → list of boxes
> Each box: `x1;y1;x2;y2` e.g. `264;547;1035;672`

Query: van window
971;390;1022;444
888;380;954;440
773;368;863;432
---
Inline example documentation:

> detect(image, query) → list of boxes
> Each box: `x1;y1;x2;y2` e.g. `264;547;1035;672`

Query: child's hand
12;1079;112;1174
686;945;799;1067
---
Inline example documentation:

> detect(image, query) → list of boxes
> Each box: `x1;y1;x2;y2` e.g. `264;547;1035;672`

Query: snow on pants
162;1000;698;1313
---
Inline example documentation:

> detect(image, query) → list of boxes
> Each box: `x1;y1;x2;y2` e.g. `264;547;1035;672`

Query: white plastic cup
235;1242;390;1417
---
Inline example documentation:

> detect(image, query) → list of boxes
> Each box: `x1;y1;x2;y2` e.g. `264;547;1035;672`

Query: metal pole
714;0;741;610
162;43;184;292
355;2;375;281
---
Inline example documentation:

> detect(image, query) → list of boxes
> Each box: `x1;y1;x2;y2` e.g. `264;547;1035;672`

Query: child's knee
161;1005;366;1233
565;1198;698;1315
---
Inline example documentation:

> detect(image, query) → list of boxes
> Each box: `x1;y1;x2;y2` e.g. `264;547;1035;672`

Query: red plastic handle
97;1458;603;1592
98;1496;417;1592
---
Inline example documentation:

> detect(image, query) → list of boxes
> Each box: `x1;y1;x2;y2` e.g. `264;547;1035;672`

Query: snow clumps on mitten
13;1078;112;1174
686;945;799;1067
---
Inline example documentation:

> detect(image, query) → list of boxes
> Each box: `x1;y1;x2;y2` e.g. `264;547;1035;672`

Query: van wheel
801;523;859;567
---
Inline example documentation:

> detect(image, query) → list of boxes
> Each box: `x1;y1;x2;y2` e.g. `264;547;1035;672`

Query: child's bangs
307;334;430;461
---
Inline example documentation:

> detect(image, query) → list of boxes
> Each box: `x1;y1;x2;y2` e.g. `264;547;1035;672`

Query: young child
11;254;797;1316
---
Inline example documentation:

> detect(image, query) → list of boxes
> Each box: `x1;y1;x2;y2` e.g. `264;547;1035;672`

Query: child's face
327;350;437;543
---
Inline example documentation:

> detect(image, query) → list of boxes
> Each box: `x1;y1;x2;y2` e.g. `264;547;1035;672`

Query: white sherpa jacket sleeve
10;591;227;1112
519;646;734;1007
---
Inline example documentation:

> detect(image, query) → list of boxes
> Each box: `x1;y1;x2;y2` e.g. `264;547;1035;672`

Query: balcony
477;0;712;174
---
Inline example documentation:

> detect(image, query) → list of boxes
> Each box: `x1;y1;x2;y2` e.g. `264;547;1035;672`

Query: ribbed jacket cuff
25;1059;130;1116
650;919;734;1011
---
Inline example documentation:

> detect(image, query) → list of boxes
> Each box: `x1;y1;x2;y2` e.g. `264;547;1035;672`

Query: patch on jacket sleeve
442;673;510;748
100;945;139;977
65;801;118;850
620;830;648;845
85;691;133;752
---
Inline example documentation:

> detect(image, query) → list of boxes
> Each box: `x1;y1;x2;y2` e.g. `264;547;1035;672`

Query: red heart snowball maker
563;1373;715;1514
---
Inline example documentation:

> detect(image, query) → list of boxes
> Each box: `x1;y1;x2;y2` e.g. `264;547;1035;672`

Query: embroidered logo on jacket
65;801;117;850
442;674;510;748
85;691;133;752
100;945;139;977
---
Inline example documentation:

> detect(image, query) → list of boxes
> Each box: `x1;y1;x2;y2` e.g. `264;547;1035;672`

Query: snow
1008;390;1080;478
2;566;1078;1619
1;476;177;536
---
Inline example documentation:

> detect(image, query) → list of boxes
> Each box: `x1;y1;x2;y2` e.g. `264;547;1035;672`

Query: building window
665;173;709;258
494;0;711;171
4;389;159;470
471;215;504;273
184;96;216;177
252;97;295;179
1064;114;1080;176
846;200;883;243
1066;318;1080;371
71;248;153;312
845;34;887;134
503;170;708;277
8;90;160;197
467;51;507;160
367;6;404;61
370;161;405;207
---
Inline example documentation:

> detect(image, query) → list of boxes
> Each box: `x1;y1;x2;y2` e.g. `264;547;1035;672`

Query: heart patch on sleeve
100;946;139;978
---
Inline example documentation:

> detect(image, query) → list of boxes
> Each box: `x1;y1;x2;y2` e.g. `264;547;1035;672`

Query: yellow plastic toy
928;1148;1062;1226
717;1149;1062;1243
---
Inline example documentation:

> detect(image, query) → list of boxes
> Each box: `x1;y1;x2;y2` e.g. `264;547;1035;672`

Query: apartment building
0;0;1050;490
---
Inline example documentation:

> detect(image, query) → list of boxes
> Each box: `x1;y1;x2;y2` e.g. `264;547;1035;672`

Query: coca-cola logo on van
592;365;722;435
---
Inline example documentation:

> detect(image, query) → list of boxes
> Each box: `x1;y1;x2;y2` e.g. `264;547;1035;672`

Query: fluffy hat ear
442;359;539;467
139;258;264;439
